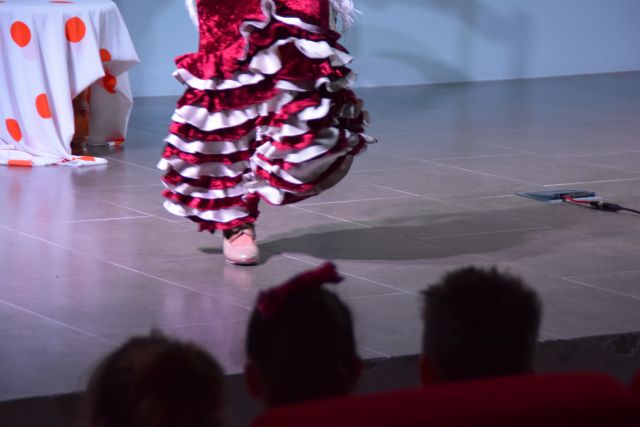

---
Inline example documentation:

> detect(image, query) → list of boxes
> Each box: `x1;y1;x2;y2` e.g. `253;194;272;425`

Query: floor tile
14;217;225;266
541;284;640;339
120;126;167;147
565;270;640;300
323;249;497;295
348;294;423;357
426;228;640;277
105;320;249;374
349;149;427;172
105;147;165;170
294;175;413;205
1;268;247;339
119;252;406;307
12;159;161;193
260;215;430;260
447;194;640;250
295;196;539;240
0;301;56;333
89;183;180;223
352;162;536;200
0;175;149;227
0;227;112;282
434;153;639;186
0;326;114;400
561;151;640;175
371;129;527;160
486;125;640;156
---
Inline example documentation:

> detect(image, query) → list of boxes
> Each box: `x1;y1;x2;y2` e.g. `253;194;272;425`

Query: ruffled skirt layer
158;0;374;232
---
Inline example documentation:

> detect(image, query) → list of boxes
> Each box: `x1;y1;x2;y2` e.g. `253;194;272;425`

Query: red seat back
632;370;640;396
253;373;640;427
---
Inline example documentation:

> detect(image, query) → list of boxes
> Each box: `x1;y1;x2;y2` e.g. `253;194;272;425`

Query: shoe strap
227;228;255;243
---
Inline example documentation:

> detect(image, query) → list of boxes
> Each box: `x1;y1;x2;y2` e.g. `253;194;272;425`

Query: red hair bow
256;262;344;319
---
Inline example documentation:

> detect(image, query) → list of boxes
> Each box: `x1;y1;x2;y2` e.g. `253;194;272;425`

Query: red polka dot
65;17;86;43
6;119;22;142
103;73;117;94
36;94;52;119
8;160;33;167
10;21;31;47
100;48;112;62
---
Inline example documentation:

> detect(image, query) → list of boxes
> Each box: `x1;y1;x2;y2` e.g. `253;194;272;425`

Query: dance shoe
223;224;259;266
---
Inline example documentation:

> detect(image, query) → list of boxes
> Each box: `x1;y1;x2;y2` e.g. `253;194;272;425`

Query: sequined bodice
196;0;330;52
197;0;262;52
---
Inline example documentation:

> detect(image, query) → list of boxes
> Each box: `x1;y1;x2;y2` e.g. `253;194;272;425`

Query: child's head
245;263;361;407
421;266;541;384
88;332;224;427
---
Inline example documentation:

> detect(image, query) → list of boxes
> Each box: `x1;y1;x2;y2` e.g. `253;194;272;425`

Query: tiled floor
2;72;640;400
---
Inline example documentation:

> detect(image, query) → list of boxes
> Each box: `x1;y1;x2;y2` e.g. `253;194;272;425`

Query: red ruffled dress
158;0;374;233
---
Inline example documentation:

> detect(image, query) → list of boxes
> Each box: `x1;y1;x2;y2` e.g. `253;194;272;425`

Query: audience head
420;266;541;384
88;332;224;427
245;262;361;407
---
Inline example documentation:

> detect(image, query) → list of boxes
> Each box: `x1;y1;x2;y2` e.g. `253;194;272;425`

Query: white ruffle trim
165;125;359;163
253;146;350;185
163;181;248;200
163;176;284;206
256;154;354;205
173;92;295;132
162;152;355;213
264;131;363;166
174;69;355;96
171;94;365;136
276;73;356;93
157;157;249;179
174;70;266;91
161;129;365;188
164;132;257;155
257;127;340;161
249;37;352;75
239;0;322;58
164;200;251;223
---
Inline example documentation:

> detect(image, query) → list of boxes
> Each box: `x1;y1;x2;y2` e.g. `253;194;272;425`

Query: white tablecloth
0;0;139;166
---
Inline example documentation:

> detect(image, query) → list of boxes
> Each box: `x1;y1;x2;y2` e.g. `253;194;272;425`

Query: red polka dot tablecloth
0;0;139;166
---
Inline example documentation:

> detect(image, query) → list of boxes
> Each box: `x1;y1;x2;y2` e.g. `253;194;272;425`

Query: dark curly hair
422;266;542;382
88;333;224;427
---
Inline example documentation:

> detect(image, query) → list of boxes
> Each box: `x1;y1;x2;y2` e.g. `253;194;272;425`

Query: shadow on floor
200;206;552;264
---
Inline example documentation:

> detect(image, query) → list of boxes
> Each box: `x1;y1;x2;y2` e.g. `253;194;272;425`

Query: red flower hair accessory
256;262;344;319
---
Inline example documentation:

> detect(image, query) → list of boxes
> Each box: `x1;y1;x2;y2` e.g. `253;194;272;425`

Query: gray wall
115;0;640;97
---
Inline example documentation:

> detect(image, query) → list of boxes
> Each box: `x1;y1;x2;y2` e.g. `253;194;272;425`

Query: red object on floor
72;88;90;145
252;373;640;427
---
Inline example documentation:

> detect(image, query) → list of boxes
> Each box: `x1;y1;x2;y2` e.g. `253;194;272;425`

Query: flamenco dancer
158;0;374;265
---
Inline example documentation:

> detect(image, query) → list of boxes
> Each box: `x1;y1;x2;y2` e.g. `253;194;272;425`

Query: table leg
72;88;91;147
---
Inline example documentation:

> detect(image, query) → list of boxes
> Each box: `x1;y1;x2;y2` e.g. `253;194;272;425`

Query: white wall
115;0;640;97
